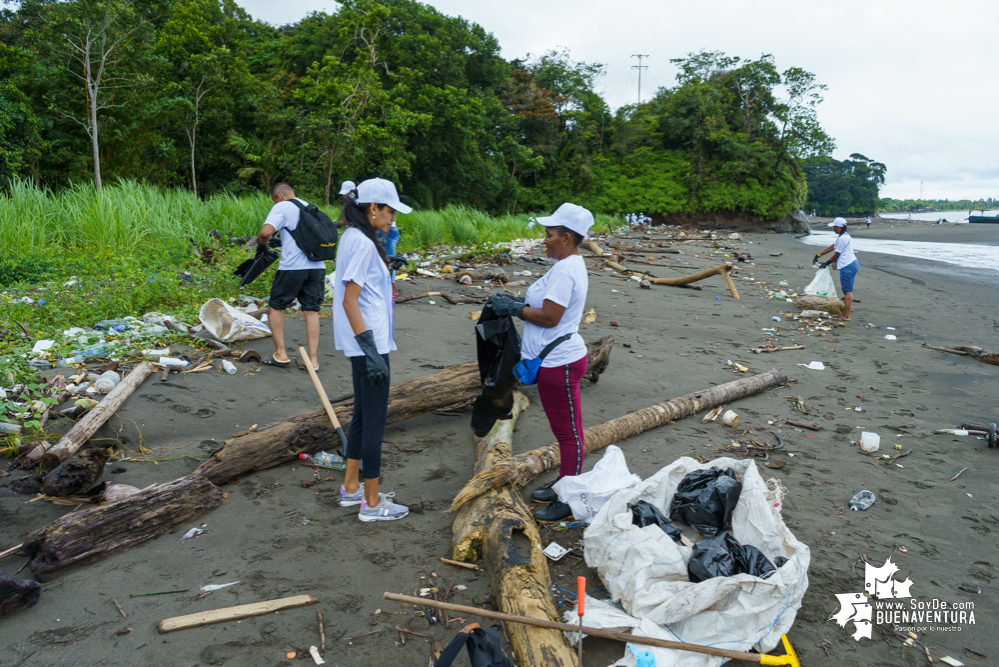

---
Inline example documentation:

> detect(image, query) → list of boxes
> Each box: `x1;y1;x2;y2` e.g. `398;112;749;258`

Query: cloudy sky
239;0;998;201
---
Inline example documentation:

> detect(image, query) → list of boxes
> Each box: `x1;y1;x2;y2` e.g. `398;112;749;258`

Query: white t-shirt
333;228;397;357
521;254;588;368
833;232;857;269
263;199;326;271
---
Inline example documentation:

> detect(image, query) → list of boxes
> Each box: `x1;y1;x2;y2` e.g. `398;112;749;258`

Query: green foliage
879;197;998;212
805;153;886;215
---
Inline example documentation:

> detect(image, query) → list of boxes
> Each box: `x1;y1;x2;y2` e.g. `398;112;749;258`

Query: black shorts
268;269;326;311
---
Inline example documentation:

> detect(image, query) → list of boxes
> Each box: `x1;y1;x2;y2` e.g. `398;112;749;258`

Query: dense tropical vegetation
878;197;999;212
803;153;886;216
1;0;836;220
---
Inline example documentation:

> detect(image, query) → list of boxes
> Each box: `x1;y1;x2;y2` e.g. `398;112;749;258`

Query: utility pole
631;54;649;104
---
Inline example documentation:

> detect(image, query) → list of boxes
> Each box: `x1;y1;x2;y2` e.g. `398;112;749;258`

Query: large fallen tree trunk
23;475;223;581
41;445;111;497
39;361;156;471
452;392;577;666
450;369;787;512
193;338;614;485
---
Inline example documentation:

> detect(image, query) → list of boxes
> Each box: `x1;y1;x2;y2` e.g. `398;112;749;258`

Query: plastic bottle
159;357;189;368
849;490;876;511
95;319;130;330
221;360;237;375
0;422;22;435
93;371;121;393
299;451;347;471
73;342;114;359
142;348;171;357
860;431;880;453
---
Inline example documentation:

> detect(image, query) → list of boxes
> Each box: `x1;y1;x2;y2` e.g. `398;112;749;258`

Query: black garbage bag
668;466;742;538
687;531;785;583
470;301;522;437
234;240;280;287
629;500;683;544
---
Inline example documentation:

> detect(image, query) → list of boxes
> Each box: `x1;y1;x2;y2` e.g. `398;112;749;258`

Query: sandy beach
2;221;997;667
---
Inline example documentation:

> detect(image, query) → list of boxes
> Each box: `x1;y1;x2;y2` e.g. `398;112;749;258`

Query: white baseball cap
536;203;594;240
355;178;412;214
338;180;356;195
829;217;848;228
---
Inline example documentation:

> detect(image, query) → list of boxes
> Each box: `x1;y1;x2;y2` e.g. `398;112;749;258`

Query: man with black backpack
256;182;337;371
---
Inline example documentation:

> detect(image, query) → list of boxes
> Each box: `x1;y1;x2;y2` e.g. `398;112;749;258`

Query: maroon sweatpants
537;355;587;478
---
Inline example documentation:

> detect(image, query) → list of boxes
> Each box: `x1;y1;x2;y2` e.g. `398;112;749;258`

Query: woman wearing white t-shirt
333;178;411;522
814;217;859;321
489;203;592;523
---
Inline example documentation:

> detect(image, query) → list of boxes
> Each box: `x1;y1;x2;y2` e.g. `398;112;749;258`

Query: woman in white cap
813;217;859;321
333;178;411;522
489;203;592;523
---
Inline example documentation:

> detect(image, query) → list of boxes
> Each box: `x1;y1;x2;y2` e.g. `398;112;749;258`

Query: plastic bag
804;266;839;298
687;530;786;583
629;500;682;544
553;445;641;523
668;467;741;538
583;458;810;667
199;298;271;342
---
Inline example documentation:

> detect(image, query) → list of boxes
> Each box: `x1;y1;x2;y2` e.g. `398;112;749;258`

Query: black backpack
286;199;338;261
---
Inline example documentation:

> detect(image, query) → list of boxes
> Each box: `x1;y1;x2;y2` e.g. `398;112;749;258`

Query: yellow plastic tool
759;635;800;666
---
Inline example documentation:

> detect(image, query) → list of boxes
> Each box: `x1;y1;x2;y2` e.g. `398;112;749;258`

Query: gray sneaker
358;492;409;522
338;483;365;507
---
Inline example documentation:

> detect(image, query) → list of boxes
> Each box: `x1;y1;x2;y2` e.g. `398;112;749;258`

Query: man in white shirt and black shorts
256;183;327;370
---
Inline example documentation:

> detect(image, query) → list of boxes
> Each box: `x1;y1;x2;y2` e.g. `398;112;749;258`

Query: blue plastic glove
354;330;389;386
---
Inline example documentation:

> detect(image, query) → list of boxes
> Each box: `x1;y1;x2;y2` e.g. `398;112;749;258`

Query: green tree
0;44;42;183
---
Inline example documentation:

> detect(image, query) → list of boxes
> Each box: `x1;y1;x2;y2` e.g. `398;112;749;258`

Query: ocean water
799;230;999;273
879;209;999;223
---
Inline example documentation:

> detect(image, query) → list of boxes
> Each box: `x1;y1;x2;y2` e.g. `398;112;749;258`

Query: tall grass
0;180;621;259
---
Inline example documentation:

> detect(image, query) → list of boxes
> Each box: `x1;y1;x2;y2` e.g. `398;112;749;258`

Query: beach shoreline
2;225;997;667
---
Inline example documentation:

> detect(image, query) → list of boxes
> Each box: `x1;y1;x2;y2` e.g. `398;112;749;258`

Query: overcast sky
239;0;998;201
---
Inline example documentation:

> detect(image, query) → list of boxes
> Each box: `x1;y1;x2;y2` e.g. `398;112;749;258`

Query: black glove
354;330;389;386
387;255;409;272
812;253;822;265
488;294;525;319
819;261;831;269
257;242;269;255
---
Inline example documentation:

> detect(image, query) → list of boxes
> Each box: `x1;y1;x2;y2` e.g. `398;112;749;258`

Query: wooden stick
439;557;482;571
383;593;786;665
318;610;326;650
394;291;441;304
113;597;126;617
0;544;23;560
39;361;156;470
633;264;740;298
156;594;319;633
298;347;348;448
922;344;968;355
785;419;822;431
755;345;805;353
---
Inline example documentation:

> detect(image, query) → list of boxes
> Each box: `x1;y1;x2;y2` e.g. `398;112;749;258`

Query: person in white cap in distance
488;203;593;524
813;217;859;321
334;178;412;522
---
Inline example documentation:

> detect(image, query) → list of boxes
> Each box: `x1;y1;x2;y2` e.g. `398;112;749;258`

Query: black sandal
262;354;291;368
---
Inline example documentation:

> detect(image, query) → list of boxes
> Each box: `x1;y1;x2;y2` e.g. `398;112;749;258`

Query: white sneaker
338;483;364;507
358;492;409;522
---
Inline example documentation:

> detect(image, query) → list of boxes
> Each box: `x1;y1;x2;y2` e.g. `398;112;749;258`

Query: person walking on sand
376;213;402;298
334;178;411;522
256;183;325;370
488;203;593;524
866;216;871;229
814;217;859;321
336;180;356;228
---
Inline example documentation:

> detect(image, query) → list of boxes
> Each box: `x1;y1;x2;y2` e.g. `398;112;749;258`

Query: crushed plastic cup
849;490;876;511
860;431;880;453
798;361;825;370
722;410;741;427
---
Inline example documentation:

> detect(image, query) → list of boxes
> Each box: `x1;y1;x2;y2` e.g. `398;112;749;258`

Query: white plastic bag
199;298;271;342
583;457;810;667
552;446;641;523
804;267;838;298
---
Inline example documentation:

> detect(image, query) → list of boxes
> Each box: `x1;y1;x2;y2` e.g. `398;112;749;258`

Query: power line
631;54;649;104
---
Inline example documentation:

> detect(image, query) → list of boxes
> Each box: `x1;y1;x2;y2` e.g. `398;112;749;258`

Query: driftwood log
41;445;111;497
923;344;999;366
193;338;615;485
394;291;441;304
638;264;740;299
0;571;41;618
452;392;577;666
22;475;223;580
39;361;156;471
450;369;787;512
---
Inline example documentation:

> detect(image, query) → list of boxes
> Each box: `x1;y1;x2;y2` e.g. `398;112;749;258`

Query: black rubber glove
387;255;409;272
489;295;525;319
354;330;389;386
812;253;822;265
257;242;269;255
819;261;831;269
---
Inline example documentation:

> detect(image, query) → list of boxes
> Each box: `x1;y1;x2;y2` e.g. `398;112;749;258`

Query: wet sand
2;224;997;666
